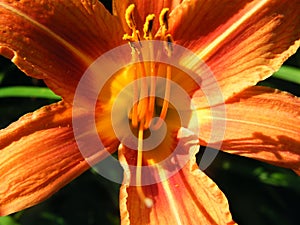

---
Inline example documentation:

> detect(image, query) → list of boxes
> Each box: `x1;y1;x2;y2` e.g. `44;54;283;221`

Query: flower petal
119;129;236;225
169;0;300;102
0;128;87;216
0;0;123;102
0;101;117;215
113;0;182;35
197;86;300;174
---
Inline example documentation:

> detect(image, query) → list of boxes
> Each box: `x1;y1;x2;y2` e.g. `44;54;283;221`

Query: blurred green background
0;0;300;225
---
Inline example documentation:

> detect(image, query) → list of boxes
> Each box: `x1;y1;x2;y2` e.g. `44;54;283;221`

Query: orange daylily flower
0;0;300;224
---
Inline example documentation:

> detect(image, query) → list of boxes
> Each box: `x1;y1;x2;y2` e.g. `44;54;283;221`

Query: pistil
136;119;153;208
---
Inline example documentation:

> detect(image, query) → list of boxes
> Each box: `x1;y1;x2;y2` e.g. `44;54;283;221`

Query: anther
125;4;136;30
143;14;155;40
159;8;169;35
124;4;141;44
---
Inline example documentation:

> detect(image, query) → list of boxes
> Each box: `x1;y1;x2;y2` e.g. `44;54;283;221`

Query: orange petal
0;128;88;216
0;0;123;102
0;101;117;215
169;0;300;102
113;0;182;35
197;86;300;174
119;131;236;225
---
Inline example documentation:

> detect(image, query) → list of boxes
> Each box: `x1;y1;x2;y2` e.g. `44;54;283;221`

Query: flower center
123;4;174;208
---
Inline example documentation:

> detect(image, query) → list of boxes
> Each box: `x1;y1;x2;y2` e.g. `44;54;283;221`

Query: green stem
0;86;61;100
273;66;300;85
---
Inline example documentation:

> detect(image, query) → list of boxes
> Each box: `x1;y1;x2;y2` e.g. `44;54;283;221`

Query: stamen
152;35;173;130
136;119;153;208
123;4;141;43
121;5;178;210
146;9;171;129
125;4;136;30
159;8;169;29
131;62;139;127
143;14;155;40
128;42;140;128
145;74;156;128
143;14;157;128
159;8;169;38
137;61;149;121
152;64;171;130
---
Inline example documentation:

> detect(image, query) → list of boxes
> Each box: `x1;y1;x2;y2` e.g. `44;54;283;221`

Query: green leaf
0;86;61;100
253;167;300;192
0;216;20;225
40;212;67;225
273;66;300;85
